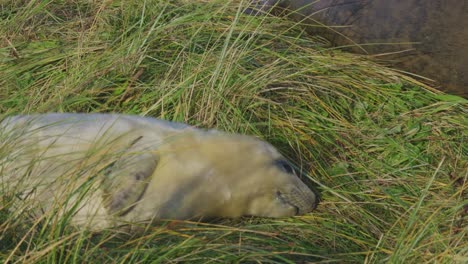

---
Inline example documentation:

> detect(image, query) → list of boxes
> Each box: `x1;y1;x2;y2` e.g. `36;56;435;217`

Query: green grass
0;0;467;263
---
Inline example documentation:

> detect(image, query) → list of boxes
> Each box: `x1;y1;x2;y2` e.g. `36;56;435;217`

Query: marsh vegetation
0;0;466;263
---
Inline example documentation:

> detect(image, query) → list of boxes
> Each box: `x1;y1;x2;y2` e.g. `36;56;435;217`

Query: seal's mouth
292;204;299;215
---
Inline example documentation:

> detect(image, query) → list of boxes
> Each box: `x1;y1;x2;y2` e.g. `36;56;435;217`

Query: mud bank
251;0;467;97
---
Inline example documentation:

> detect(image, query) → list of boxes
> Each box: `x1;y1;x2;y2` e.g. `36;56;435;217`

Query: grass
0;0;467;262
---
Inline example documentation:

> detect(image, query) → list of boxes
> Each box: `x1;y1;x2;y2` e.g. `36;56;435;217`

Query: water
251;0;468;97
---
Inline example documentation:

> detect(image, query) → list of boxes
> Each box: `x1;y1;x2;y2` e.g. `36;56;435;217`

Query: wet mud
250;0;468;97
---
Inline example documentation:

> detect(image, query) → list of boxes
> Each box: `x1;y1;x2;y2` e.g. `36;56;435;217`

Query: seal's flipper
101;150;158;216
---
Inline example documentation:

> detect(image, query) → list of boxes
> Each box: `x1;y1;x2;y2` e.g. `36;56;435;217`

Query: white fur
0;113;318;230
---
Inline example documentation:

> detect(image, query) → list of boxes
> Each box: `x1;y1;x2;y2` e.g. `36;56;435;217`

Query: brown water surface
251;0;468;97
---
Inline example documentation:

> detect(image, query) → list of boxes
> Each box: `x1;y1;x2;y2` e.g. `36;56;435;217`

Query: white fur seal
0;113;319;230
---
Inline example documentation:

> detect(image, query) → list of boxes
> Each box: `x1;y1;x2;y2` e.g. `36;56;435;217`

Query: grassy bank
1;0;466;263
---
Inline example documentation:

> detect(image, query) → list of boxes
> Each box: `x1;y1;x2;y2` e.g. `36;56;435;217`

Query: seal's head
143;132;320;220
203;134;319;218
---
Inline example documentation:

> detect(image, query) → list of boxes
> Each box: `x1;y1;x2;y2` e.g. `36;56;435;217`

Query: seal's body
0;113;318;230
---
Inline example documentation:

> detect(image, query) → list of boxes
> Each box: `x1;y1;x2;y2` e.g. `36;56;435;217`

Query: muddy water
252;0;468;97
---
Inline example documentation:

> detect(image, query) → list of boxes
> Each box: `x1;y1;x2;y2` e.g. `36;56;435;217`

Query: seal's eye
273;159;295;175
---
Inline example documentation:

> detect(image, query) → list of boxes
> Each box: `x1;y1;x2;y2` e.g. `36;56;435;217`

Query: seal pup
0;113;319;230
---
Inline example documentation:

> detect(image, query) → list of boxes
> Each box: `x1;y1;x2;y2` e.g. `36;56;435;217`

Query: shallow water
252;0;468;97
